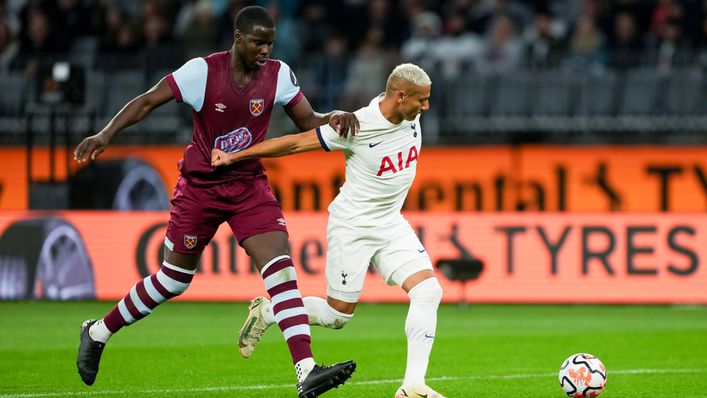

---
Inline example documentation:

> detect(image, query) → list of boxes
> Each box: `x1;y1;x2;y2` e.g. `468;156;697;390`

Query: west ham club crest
184;234;197;250
249;99;264;116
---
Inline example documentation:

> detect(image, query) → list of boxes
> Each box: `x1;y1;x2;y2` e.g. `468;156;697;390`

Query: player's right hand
74;133;110;163
211;149;231;168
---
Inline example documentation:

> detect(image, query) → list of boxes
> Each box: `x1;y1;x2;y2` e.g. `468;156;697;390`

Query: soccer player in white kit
212;63;445;398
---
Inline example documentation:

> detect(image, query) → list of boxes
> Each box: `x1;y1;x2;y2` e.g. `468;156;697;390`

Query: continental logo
0;212;702;303
3;146;707;211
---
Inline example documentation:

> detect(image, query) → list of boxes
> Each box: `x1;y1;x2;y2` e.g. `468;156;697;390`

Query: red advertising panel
1;212;704;303
2;146;706;211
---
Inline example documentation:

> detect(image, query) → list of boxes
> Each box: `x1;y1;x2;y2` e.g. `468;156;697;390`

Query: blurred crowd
0;0;706;110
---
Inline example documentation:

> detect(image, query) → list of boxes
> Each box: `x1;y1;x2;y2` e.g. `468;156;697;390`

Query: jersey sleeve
274;60;303;108
315;123;350;152
166;57;208;112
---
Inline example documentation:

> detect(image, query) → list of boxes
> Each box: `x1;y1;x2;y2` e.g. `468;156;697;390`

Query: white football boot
238;296;272;358
395;385;447;398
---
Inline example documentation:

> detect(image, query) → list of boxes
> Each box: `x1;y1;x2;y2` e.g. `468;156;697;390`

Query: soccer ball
558;353;607;397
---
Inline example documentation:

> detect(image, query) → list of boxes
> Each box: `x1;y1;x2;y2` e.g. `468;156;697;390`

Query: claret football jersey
316;95;422;227
166;51;303;186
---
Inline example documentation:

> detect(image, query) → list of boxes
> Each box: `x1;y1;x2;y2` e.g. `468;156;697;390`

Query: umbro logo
368;141;382;148
215;103;226;112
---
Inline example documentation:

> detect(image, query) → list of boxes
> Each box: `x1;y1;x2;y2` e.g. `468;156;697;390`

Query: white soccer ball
558;353;607;397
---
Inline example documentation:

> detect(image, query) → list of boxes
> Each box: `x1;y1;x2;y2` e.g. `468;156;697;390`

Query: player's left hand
211;149;231;168
329;111;359;138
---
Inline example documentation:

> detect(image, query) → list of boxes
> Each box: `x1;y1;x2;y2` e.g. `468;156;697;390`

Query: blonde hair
388;63;431;87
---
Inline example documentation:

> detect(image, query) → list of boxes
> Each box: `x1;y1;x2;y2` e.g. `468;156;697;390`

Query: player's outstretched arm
285;96;359;138
74;78;174;163
211;130;322;167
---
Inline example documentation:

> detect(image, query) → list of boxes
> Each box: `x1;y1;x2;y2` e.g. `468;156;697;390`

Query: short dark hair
233;6;274;33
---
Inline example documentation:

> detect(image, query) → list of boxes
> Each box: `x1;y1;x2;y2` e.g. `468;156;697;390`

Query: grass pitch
1;301;706;397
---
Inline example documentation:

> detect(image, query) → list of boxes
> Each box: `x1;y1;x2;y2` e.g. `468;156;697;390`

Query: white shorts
325;215;433;303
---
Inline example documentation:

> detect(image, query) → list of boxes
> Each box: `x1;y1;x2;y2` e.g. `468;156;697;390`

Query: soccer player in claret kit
212;64;446;398
74;6;357;397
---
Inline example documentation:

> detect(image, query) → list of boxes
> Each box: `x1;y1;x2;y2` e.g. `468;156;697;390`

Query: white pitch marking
1;368;704;398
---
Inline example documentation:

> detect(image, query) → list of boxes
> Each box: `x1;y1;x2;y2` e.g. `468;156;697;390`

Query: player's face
235;25;275;70
400;85;431;121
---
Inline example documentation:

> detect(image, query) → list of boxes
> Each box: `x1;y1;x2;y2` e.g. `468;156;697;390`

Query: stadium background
1;1;706;397
1;0;704;303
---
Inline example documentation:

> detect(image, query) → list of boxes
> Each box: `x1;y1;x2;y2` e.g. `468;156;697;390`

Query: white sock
260;300;276;325
303;296;353;328
88;319;112;343
295;357;316;382
262;297;353;329
402;278;443;387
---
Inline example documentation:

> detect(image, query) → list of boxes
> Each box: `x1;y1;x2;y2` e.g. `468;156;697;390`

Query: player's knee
158;261;195;296
325;304;353;329
408;277;443;305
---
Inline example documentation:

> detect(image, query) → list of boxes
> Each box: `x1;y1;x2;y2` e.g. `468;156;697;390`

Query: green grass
1;302;706;397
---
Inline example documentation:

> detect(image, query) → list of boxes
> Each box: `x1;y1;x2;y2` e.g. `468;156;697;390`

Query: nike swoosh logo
368;141;382;148
424;334;435;339
418;248;425;253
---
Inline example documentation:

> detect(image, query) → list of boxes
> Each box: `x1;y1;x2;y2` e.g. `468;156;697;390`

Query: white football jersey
316;95;422;227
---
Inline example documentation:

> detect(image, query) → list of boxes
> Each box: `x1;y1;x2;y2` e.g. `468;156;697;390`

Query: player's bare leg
241;231;356;397
395;269;444;397
250;266;441;397
77;246;198;386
